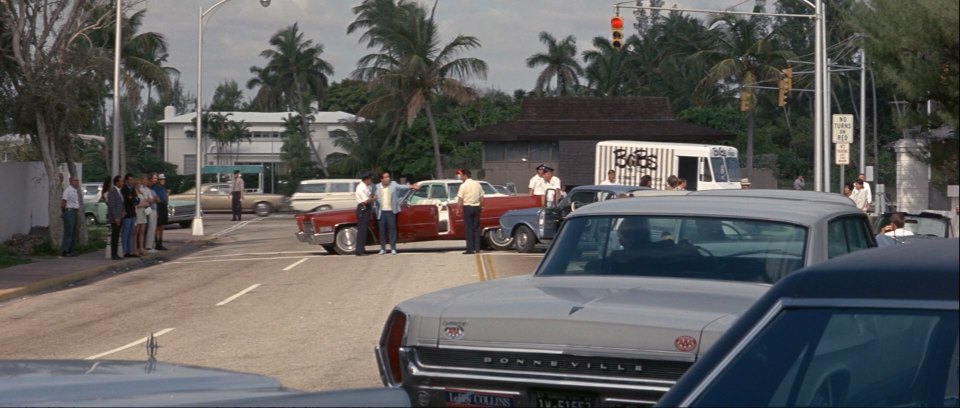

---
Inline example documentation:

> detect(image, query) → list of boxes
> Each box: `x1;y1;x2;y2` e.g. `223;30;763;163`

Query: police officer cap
359;171;375;180
543;166;555;173
536;164;546;171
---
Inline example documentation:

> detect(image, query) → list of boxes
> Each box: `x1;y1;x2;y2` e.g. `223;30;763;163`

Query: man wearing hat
740;178;752;189
354;171;377;256
231;170;244;221
541;166;562;204
528;164;546;197
152;173;170;250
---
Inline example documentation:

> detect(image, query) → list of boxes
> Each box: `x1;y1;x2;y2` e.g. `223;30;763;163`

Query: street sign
835;143;850;165
832;114;854;144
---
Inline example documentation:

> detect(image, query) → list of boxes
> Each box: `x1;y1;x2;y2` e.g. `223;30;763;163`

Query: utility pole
111;0;122;177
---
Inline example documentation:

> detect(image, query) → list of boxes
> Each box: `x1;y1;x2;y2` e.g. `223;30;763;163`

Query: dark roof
456;97;732;143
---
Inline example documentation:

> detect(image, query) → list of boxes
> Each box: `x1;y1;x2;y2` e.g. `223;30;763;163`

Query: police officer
354;171;376;256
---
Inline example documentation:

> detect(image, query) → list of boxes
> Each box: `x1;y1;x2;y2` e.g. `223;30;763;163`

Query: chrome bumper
385;347;675;407
308;232;334;245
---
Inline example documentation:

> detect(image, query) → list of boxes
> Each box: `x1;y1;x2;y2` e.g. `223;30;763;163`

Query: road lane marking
172;255;327;264
216;284;261;306
484;255;499;279
85;328;175;360
475;254;486;281
213;218;263;237
282;257;309;271
182;250;323;260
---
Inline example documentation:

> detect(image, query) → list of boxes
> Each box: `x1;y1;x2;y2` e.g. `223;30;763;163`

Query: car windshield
536;215;808;284
694;308;959;407
878;214;950;237
83;185;99;197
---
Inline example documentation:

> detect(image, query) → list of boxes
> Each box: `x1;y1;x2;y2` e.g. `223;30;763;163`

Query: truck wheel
514;226;537;253
85;213;97;227
334;226;358;255
485;228;514;251
321;244;337;254
254;202;273;217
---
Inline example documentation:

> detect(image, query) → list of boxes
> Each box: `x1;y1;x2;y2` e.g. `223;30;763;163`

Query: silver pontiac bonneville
376;192;876;407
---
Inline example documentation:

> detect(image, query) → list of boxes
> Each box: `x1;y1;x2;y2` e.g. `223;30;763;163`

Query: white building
158;106;358;175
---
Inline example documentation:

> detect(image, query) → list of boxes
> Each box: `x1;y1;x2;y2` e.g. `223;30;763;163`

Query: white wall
895;139;930;213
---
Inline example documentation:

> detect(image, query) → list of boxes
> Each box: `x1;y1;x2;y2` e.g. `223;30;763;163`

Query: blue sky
139;0;750;109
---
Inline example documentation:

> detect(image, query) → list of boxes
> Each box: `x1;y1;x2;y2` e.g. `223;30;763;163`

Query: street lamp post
112;0;122;177
192;0;271;236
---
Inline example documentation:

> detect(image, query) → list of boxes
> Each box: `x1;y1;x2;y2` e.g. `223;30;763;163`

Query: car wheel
485;228;514;251
85;213;97;227
334;226;358;255
514;225;537;253
254;202;273;217
321;244;337;254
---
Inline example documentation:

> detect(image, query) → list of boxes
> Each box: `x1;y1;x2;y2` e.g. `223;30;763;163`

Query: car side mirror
544;189;558;209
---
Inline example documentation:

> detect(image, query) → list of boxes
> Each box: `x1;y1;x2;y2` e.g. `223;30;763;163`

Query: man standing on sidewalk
153;174;170;250
141;173;159;253
372;171;418;255
107;175;125;260
231;170;244;221
121;174;138;257
354;171;376;256
456;169;484;255
60;176;81;257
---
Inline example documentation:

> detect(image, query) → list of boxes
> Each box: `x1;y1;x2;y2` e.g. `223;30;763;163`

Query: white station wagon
375;191;876;407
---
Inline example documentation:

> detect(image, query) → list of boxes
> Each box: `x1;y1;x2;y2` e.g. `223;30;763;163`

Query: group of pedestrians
842;172;873;213
528;164;562;203
101;173;169;260
353;170;420;256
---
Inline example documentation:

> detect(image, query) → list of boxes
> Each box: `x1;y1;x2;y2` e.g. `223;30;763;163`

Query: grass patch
0;246;30;269
30;227;108;256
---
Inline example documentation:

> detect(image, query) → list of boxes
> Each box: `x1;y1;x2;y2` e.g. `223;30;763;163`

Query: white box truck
595;141;742;190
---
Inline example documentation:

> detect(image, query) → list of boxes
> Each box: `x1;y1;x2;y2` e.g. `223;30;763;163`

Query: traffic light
611;16;624;50
740;89;752;112
777;66;793;107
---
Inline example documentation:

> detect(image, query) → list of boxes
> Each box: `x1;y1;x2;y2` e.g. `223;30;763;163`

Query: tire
334;226;359;255
485;228;515;251
514;225;537;253
85;213;98;227
321;244;337;254
254;202;273;217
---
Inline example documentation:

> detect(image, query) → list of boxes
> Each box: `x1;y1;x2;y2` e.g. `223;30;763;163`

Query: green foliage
279;114;319;193
321;80;372;114
209;79;245;112
0;246;30;269
527;32;583;96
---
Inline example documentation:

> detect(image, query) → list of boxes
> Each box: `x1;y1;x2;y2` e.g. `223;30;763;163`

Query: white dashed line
85;328;176;360
216;284;261;306
282;257;309;271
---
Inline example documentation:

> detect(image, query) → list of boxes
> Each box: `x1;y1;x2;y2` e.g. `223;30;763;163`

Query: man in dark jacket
107;175;125;260
121;174;138;257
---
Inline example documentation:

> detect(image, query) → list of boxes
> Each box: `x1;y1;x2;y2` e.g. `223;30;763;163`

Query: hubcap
517;231;529;248
338;228;357;251
489;229;511;245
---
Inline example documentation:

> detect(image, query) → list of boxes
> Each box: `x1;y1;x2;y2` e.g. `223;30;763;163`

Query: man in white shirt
541;167;562;205
856;173;873;211
140;173;159;252
881;212;915;239
599;169;618;185
354;171;376;256
528;164;546;196
456;169;484;254
231;170;245;221
851;180;869;212
60;175;81;257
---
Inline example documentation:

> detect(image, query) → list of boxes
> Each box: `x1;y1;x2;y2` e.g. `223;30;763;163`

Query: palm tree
328;120;389;176
249;23;334;176
526;32;583;96
352;1;488;178
693;15;795;174
582;36;640;96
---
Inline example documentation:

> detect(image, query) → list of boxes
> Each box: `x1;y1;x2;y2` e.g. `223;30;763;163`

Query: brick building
456;97;732;189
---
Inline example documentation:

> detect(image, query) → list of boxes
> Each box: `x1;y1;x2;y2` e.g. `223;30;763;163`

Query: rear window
330;183;354;193
297;183;327;193
537;215;808;284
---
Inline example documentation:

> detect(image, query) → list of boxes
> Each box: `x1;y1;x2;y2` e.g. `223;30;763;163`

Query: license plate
534;390;596;408
444;389;515;407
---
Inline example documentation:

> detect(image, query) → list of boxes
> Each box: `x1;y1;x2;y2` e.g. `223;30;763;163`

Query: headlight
168;207;175;217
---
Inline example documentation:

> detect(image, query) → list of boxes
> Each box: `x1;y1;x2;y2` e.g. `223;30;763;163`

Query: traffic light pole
613;0;826;191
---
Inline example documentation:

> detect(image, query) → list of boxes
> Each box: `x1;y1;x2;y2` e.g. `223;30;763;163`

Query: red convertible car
295;179;540;254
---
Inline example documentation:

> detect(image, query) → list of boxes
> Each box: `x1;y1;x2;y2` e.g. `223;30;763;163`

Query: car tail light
380;310;408;384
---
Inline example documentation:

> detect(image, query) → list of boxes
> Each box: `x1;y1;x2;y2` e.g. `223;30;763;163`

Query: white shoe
378;249;386;255
391;250;397;255
146;249;158;253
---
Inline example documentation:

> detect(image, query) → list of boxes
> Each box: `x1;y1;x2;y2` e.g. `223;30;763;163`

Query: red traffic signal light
611;16;624;49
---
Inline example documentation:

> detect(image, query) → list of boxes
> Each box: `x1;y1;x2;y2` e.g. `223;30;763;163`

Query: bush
0;246;30;268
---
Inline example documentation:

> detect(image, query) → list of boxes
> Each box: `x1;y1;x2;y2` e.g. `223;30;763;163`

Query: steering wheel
570;201;583;212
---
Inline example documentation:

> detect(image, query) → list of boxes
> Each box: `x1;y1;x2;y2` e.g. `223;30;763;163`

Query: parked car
375;192;876;407
874;210;956;239
291;179;360;213
497;185;652;252
658;238;959;407
169;184;289;217
166;199;198;228
81;183;103;202
295;179;530;255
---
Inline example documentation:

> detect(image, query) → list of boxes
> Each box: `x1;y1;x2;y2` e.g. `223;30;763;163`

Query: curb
0;237;218;303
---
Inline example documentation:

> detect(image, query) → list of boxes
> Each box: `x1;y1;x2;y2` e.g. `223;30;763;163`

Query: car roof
570;185;652;193
771;238;959;302
690;189;856;207
570;194;864;226
299;179;358;184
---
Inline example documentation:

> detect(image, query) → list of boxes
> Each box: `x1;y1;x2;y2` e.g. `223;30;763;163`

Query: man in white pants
142;173;160;252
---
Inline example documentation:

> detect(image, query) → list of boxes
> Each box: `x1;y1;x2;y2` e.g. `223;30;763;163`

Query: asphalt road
0;214;543;392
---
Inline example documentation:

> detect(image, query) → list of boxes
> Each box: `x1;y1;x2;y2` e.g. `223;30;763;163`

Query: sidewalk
0;231;214;303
